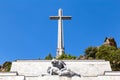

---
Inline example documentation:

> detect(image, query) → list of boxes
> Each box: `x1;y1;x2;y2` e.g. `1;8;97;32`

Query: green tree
57;53;76;60
96;45;116;60
95;45;120;71
57;53;67;59
45;53;53;60
85;46;98;59
0;62;12;72
111;49;120;71
67;54;76;59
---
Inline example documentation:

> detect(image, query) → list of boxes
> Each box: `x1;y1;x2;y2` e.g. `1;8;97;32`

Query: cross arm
50;16;72;20
50;16;59;20
61;16;72;20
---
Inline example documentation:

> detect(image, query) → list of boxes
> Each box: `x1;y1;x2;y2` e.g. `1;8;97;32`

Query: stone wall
10;60;111;76
0;60;119;80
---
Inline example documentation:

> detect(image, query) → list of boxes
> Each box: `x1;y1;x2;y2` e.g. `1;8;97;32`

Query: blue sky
0;0;120;64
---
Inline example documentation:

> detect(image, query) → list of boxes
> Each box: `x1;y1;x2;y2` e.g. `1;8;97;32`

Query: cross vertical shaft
50;8;72;57
58;9;64;57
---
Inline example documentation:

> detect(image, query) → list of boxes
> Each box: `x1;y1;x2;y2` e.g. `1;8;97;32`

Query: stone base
0;75;120;80
104;71;120;76
0;60;119;80
26;75;120;80
0;72;18;76
0;75;25;80
10;60;111;76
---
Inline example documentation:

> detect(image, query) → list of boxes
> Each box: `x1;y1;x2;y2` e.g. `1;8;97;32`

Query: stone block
80;76;98;80
25;76;38;80
104;71;120;75
0;72;18;76
10;60;111;76
0;76;24;80
98;76;120;80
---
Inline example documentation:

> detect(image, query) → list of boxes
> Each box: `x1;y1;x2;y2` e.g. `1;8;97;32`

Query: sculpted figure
47;59;81;77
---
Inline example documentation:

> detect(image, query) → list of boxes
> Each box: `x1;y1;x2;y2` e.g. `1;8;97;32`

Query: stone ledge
11;60;111;76
0;72;18;76
0;75;25;80
14;60;105;62
25;75;120;80
104;71;120;76
0;75;120;80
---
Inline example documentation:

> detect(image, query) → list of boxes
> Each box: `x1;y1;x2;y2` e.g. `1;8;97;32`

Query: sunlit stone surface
0;60;119;80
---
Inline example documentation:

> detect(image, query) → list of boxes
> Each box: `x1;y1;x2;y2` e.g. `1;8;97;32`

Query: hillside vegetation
0;37;120;71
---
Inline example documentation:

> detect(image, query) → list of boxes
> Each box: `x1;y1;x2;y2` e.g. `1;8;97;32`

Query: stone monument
0;9;120;80
7;59;120;80
50;8;72;58
47;59;81;77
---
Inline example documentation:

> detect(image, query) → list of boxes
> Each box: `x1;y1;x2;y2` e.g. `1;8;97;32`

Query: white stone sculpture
50;9;72;57
47;59;81;77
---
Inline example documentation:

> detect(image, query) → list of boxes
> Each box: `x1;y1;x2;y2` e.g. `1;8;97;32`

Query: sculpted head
51;58;58;64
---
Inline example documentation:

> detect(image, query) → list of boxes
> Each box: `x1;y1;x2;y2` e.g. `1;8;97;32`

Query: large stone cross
50;8;72;57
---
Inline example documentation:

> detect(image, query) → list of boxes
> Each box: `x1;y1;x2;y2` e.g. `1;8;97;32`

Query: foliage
96;45;116;60
85;46;98;59
95;45;120;71
57;53;76;60
0;62;12;72
85;45;120;71
78;55;85;60
110;49;120;71
45;53;53;60
3;62;12;72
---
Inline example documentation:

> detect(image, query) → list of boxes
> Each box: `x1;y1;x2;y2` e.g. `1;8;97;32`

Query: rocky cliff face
103;37;117;48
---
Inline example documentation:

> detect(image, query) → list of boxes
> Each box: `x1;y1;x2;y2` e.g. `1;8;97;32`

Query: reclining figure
47;59;81;77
